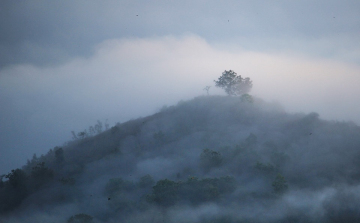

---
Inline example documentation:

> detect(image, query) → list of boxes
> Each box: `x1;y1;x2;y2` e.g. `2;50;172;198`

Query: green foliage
31;162;54;189
1;169;29;212
0;175;4;188
151;179;179;206
270;150;289;169
71;130;89;140
148;176;236;206
71;120;107;140
67;213;93;223
263;141;289;169
216;176;237;193
240;93;254;103
272;173;288;194
25;153;41;169
179;177;219;203
138;174;154;188
5;169;27;189
110;125;119;134
255;161;275;175
214;70;252;96
103;178;136;213
7;95;360;222
54;147;65;164
93;120;103;134
1;164;52;212
31;162;53;179
231;134;259;163
105;178;134;197
200;149;223;171
77;131;88;139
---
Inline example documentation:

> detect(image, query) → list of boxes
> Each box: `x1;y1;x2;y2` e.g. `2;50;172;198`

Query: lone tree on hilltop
214;70;252;96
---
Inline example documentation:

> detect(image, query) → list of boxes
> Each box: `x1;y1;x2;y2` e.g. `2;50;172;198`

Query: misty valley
1;0;360;222
1;95;360;222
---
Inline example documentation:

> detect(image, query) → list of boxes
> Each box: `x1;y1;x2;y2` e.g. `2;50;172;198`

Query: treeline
0;142;288;217
0;146;72;213
2;96;360;222
0;162;53;212
71;120;110;140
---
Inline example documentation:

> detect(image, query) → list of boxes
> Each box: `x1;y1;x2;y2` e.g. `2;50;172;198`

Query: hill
1;95;360;223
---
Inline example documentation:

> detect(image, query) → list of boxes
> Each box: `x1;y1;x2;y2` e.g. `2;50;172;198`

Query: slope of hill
1;95;360;223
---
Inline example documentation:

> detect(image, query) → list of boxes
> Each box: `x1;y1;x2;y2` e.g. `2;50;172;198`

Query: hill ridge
1;95;360;223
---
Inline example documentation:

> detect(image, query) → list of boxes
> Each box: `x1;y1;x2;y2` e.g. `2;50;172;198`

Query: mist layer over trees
1;94;360;222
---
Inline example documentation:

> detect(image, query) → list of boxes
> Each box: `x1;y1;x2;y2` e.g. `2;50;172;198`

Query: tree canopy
214;70;252;96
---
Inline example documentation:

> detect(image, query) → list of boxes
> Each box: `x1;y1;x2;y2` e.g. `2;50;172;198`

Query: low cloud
1;35;360;174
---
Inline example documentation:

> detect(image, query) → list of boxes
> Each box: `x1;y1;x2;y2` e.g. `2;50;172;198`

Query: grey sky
0;0;360;174
1;0;359;67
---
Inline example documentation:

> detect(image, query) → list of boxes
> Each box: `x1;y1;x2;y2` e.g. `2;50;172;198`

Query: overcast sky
0;0;360;174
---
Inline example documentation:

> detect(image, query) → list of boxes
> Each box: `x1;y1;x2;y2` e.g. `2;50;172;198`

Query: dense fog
1;95;360;222
2;0;360;175
1;2;360;222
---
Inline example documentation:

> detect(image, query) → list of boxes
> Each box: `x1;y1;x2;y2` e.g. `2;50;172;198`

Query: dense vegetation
1;95;360;222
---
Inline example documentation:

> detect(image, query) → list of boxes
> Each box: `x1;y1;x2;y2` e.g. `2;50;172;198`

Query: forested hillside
1;95;360;223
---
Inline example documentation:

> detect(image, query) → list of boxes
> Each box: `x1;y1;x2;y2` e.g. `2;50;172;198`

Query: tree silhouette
272;173;288;194
203;86;211;95
214;70;252;96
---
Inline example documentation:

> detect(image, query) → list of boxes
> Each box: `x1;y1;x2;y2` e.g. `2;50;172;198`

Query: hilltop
1;95;360;223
